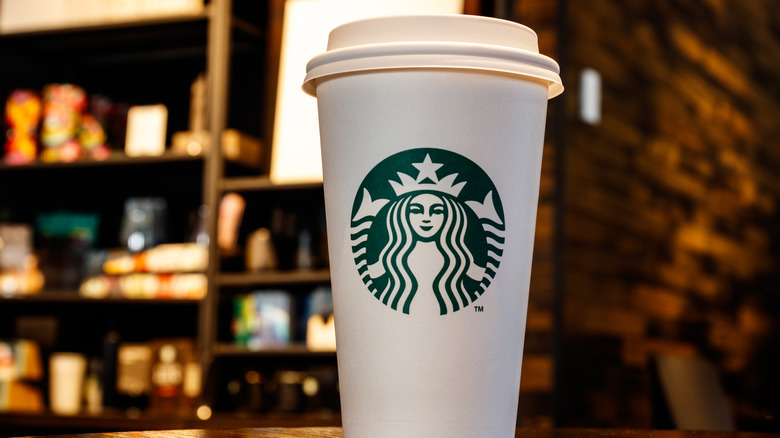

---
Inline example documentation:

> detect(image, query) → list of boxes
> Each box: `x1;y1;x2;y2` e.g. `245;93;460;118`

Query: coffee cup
304;14;562;437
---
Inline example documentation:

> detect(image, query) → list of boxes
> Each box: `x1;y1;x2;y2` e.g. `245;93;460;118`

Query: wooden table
20;428;780;438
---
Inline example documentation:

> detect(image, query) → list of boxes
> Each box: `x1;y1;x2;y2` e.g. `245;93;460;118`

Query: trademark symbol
474;306;484;313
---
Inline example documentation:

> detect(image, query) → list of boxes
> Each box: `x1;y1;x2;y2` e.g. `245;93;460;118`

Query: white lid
303;14;563;99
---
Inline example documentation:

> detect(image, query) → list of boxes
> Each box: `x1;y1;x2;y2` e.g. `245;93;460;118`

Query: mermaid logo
350;148;505;315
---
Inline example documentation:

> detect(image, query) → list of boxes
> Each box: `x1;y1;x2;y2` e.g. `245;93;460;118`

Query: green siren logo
350;148;505;315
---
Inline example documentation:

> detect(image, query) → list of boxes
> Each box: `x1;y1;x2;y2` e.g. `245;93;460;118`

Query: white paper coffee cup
304;14;562;438
49;352;87;416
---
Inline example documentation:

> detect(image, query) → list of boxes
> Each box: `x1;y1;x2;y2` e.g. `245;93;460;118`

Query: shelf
0;11;209;38
0;15;211;67
0;410;195;434
0;410;340;435
0;290;201;305
0;9;264;42
220;176;323;192
218;269;331;287
0;8;265;67
214;343;336;358
0;151;203;172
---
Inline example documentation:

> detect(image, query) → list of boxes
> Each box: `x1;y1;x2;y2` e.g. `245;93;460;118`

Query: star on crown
389;154;466;197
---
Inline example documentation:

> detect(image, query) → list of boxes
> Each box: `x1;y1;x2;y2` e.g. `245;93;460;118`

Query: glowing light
270;0;464;184
196;404;212;420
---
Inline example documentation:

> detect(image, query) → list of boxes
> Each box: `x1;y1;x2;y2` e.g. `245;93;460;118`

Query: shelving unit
218;269;330;287
205;173;333;426
0;0;336;434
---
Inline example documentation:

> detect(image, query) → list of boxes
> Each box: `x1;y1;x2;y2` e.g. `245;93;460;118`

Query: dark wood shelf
218;269;331;287
213;343;336;358
0;290;201;305
0;15;211;69
0;11;209;38
0;151;203;172
220;176;323;192
0;410;341;435
0;8;265;42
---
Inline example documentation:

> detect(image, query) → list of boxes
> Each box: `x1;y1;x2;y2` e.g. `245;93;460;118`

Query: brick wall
513;0;562;427
556;0;780;429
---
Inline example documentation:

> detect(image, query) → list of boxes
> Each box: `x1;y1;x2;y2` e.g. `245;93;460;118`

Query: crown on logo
389;154;466;197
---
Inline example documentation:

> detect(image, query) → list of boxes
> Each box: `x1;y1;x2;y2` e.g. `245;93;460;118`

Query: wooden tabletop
19;428;779;438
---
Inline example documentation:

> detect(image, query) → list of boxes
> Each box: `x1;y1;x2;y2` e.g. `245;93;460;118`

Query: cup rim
302;14;563;98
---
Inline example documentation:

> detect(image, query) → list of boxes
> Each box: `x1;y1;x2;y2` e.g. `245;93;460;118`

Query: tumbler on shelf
49;352;87;416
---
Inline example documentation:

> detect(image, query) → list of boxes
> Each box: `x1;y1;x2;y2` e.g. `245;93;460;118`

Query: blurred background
0;0;778;435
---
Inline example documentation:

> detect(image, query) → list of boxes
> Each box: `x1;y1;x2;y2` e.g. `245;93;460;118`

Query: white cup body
317;67;549;437
49;352;87;416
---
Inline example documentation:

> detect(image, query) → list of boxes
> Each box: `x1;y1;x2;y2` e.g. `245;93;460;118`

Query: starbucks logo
350;148;505;315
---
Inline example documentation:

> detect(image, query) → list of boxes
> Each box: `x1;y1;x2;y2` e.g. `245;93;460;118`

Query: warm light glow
196;404;212;420
270;0;464;184
186;141;202;156
245;370;261;385
125;104;168;157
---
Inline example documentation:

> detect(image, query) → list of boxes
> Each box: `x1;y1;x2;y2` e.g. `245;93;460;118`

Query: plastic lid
303;14;563;99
